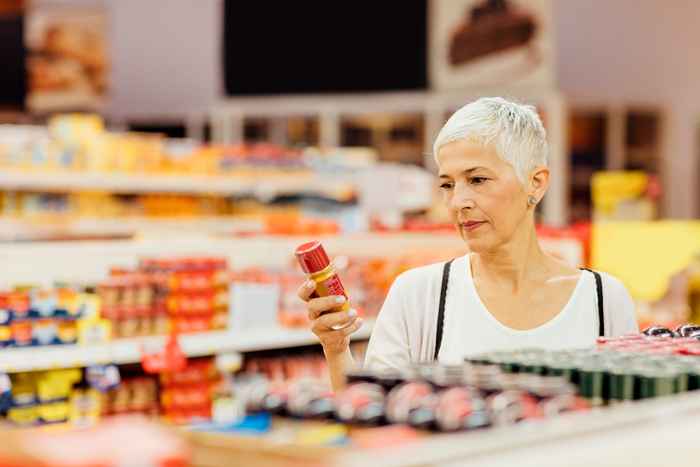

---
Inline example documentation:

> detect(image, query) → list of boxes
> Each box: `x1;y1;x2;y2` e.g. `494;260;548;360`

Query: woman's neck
471;222;547;292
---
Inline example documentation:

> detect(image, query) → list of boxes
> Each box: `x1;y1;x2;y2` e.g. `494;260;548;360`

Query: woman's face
436;139;533;253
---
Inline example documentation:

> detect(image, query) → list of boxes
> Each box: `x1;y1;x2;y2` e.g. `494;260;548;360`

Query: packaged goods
285;378;335;419
98;256;230;337
334;382;386;425
0;288;95;348
467;340;700;407
295;241;350;314
238;362;582;433
159;357;220;425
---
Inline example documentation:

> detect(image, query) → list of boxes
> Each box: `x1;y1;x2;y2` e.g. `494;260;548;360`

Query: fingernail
348;308;357;317
335;296;346;304
305;280;316;288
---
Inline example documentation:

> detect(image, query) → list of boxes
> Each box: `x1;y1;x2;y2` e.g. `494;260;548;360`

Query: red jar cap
295;241;330;274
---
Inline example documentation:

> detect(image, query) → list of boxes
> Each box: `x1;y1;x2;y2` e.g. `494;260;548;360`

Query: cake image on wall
25;5;108;113
448;0;536;66
429;0;554;90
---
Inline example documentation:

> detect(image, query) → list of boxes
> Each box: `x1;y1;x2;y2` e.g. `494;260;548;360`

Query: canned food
435;386;489;432
334;382;386;425
487;390;540;425
642;326;676;338
286;379;335;419
578;364;606;407
637;368;678;399
676;324;700;338
385;381;434;424
608;367;636;404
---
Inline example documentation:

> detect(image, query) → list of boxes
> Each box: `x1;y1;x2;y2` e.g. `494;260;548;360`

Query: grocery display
231;327;700;434
0;115;307;175
0;3;699;465
2;365;118;427
159;357;221;424
0;115;364;242
0;287;97;348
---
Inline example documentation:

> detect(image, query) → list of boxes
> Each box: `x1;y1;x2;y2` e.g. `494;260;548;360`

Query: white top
364;254;639;371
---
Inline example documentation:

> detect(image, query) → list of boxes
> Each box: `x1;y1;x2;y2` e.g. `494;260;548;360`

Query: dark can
608;367;636;404
637;368;677;399
578;364;606;407
435;386;490;432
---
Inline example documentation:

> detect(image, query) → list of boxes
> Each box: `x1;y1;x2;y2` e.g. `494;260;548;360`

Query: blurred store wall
555;0;700;219
26;0;700;218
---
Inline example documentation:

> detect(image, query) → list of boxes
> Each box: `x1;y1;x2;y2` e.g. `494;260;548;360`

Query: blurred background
0;0;697;316
0;0;699;456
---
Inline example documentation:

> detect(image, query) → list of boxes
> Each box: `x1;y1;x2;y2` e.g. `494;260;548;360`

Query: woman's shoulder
392;256;462;291
595;271;632;299
595;270;639;334
392;262;444;291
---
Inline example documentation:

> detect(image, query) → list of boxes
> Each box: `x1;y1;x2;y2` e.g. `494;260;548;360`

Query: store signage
429;0;555;90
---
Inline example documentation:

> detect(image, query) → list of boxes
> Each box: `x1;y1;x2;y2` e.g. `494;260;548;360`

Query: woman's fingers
307;295;347;320
312;309;357;333
340;317;363;336
297;280;317;302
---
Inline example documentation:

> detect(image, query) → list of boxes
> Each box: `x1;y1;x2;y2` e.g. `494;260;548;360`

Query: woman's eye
439;182;454;190
470;177;488;185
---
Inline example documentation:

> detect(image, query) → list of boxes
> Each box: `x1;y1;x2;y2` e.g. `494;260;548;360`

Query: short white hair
433;97;548;184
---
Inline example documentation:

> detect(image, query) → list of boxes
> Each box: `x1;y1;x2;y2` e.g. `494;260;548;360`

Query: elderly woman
299;97;638;390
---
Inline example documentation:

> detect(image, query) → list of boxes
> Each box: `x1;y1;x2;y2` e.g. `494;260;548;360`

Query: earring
527;195;537;206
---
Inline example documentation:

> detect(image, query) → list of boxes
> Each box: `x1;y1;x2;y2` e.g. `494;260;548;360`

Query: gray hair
433;97;548;184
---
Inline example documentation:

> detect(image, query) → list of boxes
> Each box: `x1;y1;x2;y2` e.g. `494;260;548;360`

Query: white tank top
364;254;638;371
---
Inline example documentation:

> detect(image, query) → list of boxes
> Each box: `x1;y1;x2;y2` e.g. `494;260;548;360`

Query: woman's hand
297;280;363;355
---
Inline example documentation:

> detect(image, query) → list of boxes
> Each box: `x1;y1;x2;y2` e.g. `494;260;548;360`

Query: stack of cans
239;363;583;433
467;346;700;407
598;324;700;356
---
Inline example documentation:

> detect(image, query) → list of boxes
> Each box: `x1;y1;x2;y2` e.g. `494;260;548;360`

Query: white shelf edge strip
0;169;352;199
0;319;374;373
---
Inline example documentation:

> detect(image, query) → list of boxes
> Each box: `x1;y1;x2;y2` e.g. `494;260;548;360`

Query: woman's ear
529;167;550;204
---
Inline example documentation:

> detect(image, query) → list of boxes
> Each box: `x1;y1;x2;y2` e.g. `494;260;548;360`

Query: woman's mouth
461;221;487;232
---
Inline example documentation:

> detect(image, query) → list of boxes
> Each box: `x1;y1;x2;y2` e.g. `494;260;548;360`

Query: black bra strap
581;268;605;337
434;259;455;361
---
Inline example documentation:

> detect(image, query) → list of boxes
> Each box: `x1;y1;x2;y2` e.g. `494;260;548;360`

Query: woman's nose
451;184;475;210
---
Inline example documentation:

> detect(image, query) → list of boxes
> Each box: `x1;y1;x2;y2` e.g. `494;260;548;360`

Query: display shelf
0;319;374;373
0;217;263;240
0;233;467;287
336;390;700;467
209;89;570;226
0;168;353;200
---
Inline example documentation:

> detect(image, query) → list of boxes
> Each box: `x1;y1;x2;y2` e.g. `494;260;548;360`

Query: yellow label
78;319;112;345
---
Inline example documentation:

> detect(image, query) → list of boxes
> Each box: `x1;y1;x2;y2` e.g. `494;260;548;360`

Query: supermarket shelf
0;168;353;200
0;233;467;287
343;390;700;467
0;217;263;241
0;319;374;373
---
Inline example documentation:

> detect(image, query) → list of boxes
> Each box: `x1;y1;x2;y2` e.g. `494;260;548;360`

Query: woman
299;97;638;390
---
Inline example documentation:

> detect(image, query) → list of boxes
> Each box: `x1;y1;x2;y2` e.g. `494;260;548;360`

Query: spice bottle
295;241;350;313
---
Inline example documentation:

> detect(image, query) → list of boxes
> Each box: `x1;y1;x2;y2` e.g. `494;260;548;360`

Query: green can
608;367;636;404
686;367;700;391
500;360;521;374
579;364;606;407
637;368;678;399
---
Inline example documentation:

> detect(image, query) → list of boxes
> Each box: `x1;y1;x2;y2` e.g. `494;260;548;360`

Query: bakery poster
430;0;555;90
25;5;108;113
